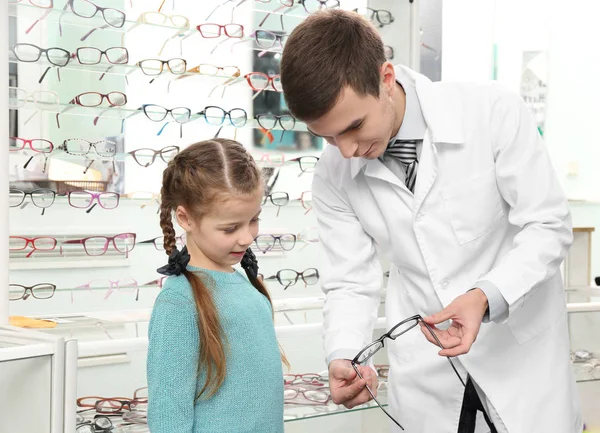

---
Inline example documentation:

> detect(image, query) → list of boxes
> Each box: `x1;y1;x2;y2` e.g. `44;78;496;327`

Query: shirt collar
390;70;427;143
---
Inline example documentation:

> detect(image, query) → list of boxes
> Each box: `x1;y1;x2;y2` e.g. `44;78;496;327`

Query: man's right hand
328;359;379;409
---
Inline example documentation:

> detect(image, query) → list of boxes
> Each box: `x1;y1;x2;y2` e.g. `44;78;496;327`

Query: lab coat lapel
413;132;438;215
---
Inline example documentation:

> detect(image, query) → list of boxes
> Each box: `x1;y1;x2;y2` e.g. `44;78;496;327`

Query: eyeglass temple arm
25;8;52;34
420;319;466;387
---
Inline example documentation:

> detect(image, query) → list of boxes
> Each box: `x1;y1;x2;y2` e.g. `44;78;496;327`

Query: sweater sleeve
147;290;199;433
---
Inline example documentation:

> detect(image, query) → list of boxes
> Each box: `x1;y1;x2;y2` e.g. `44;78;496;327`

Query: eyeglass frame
11;43;71;67
254;233;297;253
9;137;54;153
196;23;244;38
136;58;187;76
10;188;56;208
300;0;340;14
244;72;282;92
353;7;394;27
266;268;319;289
137;104;191;124
9;87;59;110
74;278;139;302
139;235;185;251
9;236;57;258
67;191;120;210
58;138;116;157
197;105;248;127
73;46;129;65
351;314;466;430
128;146;179;167
9;283;57;301
63;232;136;257
255;114;296;131
69;91;127;108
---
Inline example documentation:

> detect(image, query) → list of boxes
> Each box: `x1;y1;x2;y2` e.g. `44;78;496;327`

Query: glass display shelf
8;55;285;80
285;388;388;422
8;149;317;166
9;2;307;35
572;357;600;383
9;104;308;132
72;389;387;432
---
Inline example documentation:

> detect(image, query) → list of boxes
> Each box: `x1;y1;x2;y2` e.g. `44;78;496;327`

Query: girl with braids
147;138;285;433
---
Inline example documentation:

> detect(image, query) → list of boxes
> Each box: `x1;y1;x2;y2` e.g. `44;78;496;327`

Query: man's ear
380;61;397;98
175;205;195;232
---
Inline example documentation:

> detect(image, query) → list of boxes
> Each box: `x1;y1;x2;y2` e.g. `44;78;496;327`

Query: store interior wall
442;0;600;281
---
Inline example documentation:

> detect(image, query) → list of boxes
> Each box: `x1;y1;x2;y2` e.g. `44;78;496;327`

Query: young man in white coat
280;9;582;433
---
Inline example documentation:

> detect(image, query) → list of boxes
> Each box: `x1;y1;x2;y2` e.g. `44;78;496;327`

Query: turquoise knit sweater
147;266;284;433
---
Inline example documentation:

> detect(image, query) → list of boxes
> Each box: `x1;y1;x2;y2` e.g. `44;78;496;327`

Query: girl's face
176;187;263;273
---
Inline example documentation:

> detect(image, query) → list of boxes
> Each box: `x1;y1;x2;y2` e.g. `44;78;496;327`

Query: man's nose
336;138;358;159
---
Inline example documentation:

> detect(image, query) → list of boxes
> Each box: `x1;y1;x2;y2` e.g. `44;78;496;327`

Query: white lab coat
313;66;582;433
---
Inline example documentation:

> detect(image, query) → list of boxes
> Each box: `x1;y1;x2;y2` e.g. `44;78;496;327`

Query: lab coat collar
350;65;465;179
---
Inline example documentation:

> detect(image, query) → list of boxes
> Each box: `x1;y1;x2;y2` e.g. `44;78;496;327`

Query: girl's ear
175;205;195;232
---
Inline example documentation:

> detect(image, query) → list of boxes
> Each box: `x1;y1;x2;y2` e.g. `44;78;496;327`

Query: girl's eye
251;217;261;223
224;226;237;234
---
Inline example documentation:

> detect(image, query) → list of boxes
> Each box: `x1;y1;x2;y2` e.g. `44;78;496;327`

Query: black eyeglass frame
351;314;466;430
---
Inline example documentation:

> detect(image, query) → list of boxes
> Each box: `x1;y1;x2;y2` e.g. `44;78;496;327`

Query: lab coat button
416;212;424;220
441;279;450;289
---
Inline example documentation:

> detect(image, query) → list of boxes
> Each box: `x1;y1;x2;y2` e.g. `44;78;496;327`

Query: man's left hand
421;288;489;357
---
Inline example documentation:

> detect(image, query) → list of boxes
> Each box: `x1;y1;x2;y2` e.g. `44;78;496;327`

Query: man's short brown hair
280;9;386;121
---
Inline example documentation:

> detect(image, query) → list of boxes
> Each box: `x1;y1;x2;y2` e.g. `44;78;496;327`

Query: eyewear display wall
1;0;405;428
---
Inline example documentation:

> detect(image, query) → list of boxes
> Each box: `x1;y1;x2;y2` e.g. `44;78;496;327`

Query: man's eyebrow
308;117;366;138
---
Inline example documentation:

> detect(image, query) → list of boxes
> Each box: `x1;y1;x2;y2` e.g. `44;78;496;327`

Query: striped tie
386;139;420;192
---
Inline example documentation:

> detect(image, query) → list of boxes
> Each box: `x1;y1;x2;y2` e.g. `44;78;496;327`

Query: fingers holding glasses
328;359;368;407
344;364;378;408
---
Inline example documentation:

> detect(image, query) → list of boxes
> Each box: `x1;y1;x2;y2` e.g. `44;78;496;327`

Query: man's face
305;73;400;160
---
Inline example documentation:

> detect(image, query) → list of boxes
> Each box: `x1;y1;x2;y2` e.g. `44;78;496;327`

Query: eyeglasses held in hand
10;137;53;153
10;188;56;214
254;233;296;254
128;146;179;167
9;87;59;110
139;234;185;251
59;139;116;157
68;191;120;212
63;232;136;257
11;43;71;67
353;7;394;27
351;314;466;430
262;191;289;217
137;58;187;76
198;106;247;127
9;283;56;301
75;278;138;302
74;46;129;65
196;23;244;38
265;268;319;289
10;236;57;258
245;72;282;92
